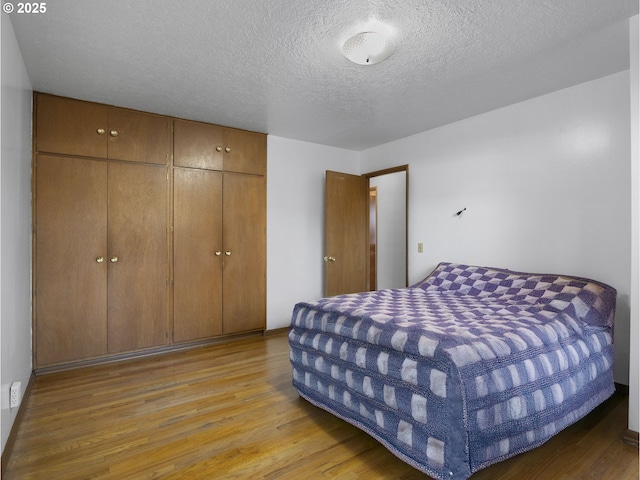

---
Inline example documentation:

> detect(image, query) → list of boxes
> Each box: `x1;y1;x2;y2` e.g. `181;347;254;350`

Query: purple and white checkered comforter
288;262;617;479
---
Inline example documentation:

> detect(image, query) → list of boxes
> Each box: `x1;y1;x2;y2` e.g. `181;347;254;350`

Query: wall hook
455;207;466;216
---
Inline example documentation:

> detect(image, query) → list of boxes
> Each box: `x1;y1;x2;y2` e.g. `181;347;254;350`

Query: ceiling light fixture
342;31;394;66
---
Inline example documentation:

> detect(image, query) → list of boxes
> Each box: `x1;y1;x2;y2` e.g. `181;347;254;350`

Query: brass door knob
215;250;222;256
216;146;223;152
224;147;231;153
96;256;105;263
109;130;119;137
225;250;231;256
96;128;106;135
110;256;119;263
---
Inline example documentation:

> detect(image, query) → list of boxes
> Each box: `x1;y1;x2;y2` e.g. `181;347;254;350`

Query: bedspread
288;262;617;479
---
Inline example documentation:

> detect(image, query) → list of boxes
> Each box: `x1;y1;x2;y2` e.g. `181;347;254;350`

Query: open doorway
365;166;408;290
369;186;378;290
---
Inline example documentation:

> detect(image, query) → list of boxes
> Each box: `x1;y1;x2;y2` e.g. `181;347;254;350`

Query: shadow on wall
614;293;630;386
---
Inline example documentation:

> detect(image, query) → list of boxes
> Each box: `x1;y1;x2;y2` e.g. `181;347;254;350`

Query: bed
288;262;617;479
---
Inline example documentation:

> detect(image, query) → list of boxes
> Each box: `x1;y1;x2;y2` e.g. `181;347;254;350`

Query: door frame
363;165;409;288
369;186;378;291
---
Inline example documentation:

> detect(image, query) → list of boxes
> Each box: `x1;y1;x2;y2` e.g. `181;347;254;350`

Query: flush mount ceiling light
342;31;394;65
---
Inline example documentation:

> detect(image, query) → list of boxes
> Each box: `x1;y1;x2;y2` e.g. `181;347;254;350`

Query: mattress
288;262;617;479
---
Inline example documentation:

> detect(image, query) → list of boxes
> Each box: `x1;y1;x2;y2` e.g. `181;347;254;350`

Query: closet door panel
107;108;170;165
35;155;108;366
173;168;223;342
222;173;266;334
224;129;266;175
36;94;108;158
107;163;168;353
174;119;224;171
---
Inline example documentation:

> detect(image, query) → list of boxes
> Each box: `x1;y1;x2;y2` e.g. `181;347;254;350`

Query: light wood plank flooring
4;333;638;479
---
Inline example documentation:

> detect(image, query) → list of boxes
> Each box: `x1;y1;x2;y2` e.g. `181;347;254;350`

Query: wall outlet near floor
10;382;21;408
418;242;424;253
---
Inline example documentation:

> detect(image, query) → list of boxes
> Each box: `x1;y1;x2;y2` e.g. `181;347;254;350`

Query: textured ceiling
9;0;638;151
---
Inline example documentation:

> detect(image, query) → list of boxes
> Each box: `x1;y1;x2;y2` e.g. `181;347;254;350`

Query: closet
36;93;169;164
172;119;266;342
173;118;265;175
34;94;170;367
35;155;168;366
33;94;267;369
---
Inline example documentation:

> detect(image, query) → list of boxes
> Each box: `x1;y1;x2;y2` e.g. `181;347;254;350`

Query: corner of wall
628;14;639;433
1;12;34;454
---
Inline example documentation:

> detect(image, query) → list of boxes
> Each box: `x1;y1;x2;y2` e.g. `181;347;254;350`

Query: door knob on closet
109;130;119;137
96;128;106;135
225;250;232;256
215;250;222;256
96;256;105;263
324;256;336;262
110;256;119;263
216;146;223;152
224;147;231;153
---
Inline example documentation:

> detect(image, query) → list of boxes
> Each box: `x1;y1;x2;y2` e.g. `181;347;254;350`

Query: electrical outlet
418;243;424;253
10;382;21;408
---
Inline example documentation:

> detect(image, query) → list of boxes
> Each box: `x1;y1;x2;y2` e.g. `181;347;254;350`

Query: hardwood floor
4;333;638;479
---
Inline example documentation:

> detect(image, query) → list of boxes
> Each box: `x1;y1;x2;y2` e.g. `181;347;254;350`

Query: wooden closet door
35;155;108;366
224;129;266;175
35;94;108;158
107;108;170;165
222;173;266;334
173;168;223;342
107;162;168;353
174;119;224;170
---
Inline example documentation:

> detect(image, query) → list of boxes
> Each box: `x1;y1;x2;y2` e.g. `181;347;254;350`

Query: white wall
266;136;359;329
0;15;33;452
370;172;406;289
629;15;639;433
362;72;632;385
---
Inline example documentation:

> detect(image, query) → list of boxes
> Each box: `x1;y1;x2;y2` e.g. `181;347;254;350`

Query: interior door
324;171;368;296
173;168;223;342
107;162;168;353
35;155;108;366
